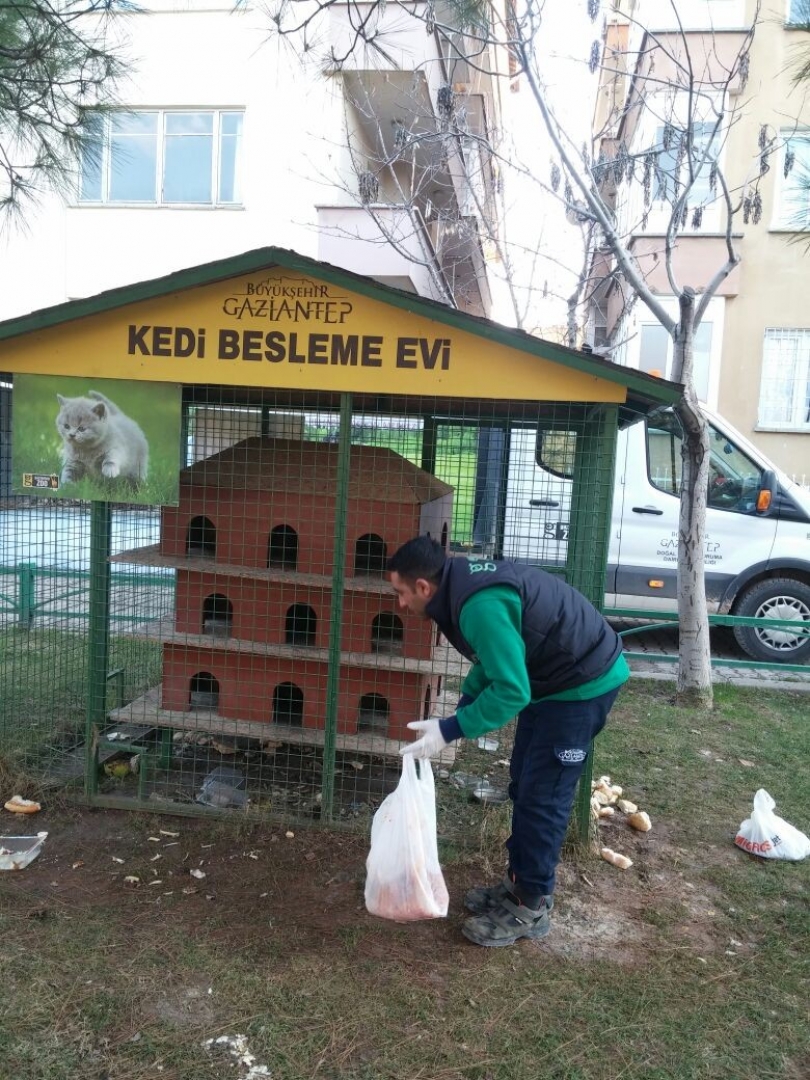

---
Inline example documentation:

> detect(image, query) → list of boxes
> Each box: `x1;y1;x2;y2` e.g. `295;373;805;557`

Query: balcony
317;203;491;316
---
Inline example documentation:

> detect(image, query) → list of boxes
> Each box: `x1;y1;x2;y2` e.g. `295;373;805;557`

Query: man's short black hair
387;536;446;584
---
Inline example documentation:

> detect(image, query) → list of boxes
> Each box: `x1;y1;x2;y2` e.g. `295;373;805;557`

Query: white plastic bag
364;755;449;922
735;789;810;861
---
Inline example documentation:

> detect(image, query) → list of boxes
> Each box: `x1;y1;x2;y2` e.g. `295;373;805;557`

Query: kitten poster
12;374;182;506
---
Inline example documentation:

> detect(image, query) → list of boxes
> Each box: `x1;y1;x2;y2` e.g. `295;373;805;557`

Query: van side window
536;430;576;479
646;413;682;496
646;411;764;514
706;427;764;514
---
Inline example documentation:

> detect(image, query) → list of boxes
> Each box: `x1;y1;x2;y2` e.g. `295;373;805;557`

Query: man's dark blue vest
425;558;622;699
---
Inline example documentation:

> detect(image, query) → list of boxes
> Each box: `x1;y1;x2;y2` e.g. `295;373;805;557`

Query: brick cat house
158;437;453;741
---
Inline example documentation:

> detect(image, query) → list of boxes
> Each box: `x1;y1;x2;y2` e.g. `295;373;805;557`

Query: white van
502;407;810;664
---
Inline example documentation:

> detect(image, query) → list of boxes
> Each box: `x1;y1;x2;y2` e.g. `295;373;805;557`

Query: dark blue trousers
505;688;620;905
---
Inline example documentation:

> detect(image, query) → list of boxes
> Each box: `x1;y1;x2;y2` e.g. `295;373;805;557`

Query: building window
638;321;713;402
79;110;243;206
759;329;810;430
776;132;810;230
787;0;808;26
653;122;718;208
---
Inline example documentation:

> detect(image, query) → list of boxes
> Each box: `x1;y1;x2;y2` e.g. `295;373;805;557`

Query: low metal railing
0;561;174;628
610;607;810;674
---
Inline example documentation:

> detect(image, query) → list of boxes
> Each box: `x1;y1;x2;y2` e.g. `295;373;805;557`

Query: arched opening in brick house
272;682;304;726
267;524;298;570
357;692;390;732
285;603;316;646
440;522;448;549
186;516;216;557
189;671;219;710
202;593;233;637
423;685;432;719
354;533;387;575
370;612;404;654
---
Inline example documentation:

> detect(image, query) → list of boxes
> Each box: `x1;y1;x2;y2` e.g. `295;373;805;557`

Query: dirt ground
0;800;739;966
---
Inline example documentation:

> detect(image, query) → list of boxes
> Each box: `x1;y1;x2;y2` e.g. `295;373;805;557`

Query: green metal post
85;502;112;800
158;727;173;769
17;562;37;628
321;393;353;820
494;421;511;559
421;415;438;474
567;405;619;844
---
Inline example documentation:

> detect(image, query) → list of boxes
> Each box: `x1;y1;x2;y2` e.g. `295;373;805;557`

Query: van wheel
732;578;810;663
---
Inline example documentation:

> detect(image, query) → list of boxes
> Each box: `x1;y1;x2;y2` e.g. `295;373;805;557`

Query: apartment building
0;0;502;321
590;0;810;477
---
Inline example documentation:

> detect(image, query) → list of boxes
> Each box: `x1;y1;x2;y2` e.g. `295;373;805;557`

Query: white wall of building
0;5;350;319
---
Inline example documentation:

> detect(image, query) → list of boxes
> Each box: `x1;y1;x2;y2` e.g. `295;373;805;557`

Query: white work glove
399;719;448;759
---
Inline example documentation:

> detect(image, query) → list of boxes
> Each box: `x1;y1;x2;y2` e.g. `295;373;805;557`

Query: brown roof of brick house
180;437;454;503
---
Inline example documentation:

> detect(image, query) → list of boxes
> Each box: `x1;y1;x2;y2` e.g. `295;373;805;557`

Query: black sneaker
462;895;551;948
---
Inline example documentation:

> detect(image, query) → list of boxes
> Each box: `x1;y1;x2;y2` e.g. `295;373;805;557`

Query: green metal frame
566;404;621;844
85;502;112;799
322;392;353;821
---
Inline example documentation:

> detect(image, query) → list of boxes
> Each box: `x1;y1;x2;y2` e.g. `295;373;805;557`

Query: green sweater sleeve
455;586;531;738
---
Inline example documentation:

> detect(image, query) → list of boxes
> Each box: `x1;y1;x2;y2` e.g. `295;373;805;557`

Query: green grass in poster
12;374;181;506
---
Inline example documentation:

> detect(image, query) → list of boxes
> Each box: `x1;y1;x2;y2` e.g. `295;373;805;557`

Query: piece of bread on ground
601;847;633;870
4;795;41;814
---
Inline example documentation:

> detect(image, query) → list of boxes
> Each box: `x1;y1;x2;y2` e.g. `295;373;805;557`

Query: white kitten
56;390;149;487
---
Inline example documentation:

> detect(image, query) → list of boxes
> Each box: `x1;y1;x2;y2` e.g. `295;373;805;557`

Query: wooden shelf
126;615;442;674
111;544;394;595
108;687;457;764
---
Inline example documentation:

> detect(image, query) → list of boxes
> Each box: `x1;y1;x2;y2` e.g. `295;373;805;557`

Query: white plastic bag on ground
735;789;810;860
364;755;449;921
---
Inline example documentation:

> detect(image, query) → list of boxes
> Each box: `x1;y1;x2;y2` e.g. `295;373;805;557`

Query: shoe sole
461;920;551;947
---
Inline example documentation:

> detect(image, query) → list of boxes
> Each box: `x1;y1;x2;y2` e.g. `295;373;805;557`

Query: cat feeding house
116;436;453;752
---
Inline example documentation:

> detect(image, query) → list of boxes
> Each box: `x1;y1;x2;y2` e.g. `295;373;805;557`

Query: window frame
78;108;244;208
757;328;810;432
773;130;810;231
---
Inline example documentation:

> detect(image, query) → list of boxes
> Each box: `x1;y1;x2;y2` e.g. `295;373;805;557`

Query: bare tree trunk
673;290;713;707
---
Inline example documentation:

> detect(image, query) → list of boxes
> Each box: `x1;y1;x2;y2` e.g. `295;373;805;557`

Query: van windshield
646;411;764;513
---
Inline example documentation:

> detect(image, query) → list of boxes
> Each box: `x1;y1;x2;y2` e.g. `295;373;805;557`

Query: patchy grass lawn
0;681;808;1080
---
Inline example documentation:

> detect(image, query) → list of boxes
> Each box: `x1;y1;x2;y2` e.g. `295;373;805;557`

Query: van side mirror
756;469;777;513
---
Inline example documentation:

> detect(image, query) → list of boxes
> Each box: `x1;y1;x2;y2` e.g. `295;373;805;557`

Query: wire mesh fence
0;386;615;840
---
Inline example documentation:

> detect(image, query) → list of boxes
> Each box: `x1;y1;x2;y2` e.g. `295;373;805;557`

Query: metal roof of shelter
0;245;682;422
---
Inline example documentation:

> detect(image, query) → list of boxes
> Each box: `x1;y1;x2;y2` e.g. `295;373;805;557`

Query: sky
489;1;603;332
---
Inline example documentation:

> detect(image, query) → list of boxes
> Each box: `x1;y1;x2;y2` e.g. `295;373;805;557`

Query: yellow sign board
3;270;625;404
